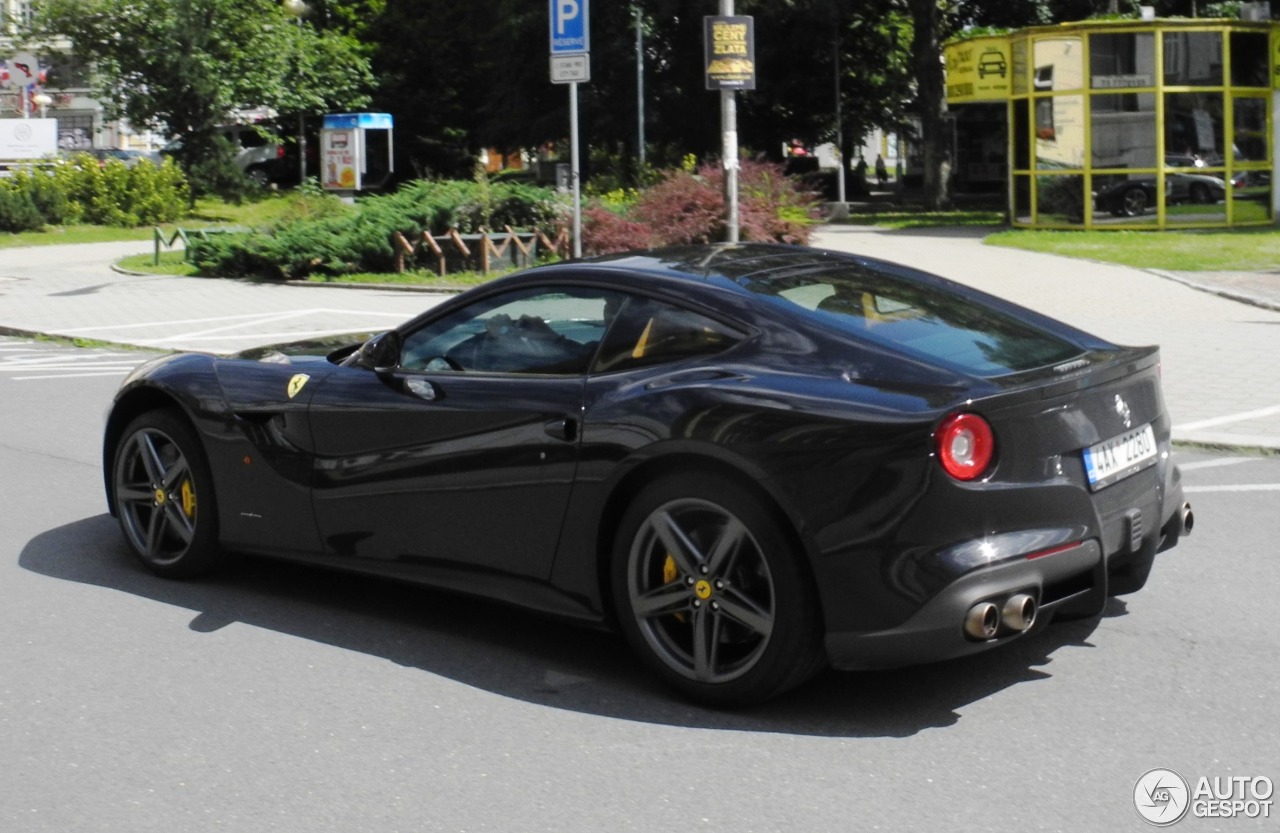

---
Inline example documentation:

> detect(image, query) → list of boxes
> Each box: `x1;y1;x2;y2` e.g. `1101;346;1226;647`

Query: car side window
400;287;624;375
592;297;743;374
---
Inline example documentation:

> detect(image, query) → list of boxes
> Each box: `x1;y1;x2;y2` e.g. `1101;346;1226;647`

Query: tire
1188;182;1210;204
245;166;271;187
111;409;222;578
1120;187;1148;217
610;473;824;706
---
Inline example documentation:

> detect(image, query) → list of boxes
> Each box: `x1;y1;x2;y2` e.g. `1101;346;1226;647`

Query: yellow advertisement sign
945;37;1012;103
704;16;756;91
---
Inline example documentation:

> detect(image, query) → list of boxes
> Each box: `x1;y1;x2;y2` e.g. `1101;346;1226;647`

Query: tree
34;0;372;195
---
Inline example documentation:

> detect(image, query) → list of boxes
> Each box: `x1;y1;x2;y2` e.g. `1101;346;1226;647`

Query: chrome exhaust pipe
1002;593;1037;633
964;602;1000;640
1180;502;1194;536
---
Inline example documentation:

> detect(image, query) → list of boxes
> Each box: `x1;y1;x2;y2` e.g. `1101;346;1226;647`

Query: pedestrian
854;156;868;193
875;153;888;187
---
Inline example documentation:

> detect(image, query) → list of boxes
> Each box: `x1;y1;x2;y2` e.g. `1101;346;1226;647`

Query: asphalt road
2;337;1277;832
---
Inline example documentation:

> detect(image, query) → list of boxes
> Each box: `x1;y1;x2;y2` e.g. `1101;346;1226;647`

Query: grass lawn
834;209;1005;229
984;227;1280;271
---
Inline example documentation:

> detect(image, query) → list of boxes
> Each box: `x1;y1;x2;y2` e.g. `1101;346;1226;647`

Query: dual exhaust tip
964;593;1037;641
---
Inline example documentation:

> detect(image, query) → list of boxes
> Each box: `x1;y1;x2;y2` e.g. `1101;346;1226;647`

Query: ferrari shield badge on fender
287;373;310;399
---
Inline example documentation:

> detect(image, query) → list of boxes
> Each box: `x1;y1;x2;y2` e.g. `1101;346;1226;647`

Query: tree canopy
27;0;1272;195
33;0;372;192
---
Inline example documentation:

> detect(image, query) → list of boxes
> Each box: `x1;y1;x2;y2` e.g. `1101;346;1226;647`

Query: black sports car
103;244;1192;705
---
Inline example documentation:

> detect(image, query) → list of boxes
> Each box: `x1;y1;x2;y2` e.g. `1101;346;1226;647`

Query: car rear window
743;264;1083;376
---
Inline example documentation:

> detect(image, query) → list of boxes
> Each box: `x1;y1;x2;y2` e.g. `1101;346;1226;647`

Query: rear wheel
112;410;221;578
1120;187;1148;217
611;473;824;706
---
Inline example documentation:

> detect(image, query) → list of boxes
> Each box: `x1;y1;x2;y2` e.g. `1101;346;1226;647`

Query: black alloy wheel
112;410;222;578
1121;187;1149;217
612;473;823;706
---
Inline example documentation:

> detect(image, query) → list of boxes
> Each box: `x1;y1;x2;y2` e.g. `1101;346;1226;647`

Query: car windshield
741;264;1083;377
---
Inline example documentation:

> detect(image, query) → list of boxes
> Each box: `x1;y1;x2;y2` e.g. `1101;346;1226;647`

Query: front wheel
610;473;824;706
112;410;222;578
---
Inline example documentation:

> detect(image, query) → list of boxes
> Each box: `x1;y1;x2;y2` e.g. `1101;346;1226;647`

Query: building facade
947;18;1279;229
1;0;155;151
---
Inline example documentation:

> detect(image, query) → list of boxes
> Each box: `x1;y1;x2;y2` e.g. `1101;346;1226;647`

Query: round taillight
935;412;995;481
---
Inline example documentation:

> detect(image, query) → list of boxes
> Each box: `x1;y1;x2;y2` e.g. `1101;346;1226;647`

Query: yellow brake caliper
180;479;197;519
662;555;688;622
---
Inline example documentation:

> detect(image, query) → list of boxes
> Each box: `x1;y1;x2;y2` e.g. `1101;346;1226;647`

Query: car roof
529;243;870;292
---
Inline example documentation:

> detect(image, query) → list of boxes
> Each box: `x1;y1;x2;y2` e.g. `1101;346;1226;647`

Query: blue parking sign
549;0;589;54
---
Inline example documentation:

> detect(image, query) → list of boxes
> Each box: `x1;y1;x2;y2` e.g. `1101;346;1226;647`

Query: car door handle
544;417;577;442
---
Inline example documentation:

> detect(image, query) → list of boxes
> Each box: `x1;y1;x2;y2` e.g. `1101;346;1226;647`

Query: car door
305;284;622;581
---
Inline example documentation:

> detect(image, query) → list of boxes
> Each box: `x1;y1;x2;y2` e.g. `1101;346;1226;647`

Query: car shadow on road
22;515;1115;739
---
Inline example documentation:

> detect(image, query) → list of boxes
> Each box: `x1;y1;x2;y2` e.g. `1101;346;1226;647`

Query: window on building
1229;32;1269;87
1163;31;1223;86
1091;92;1157;169
1090;32;1156;89
1165;92;1225;164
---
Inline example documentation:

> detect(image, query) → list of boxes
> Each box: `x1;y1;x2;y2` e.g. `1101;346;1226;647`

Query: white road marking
58;308;408;335
1176;404;1280;431
1;365;139;373
0;354;134;367
136;328;380;346
1179;458;1262;471
1183;484;1280;493
14;371;131;381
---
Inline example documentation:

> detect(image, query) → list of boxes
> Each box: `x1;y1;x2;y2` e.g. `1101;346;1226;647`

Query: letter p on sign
557;0;579;34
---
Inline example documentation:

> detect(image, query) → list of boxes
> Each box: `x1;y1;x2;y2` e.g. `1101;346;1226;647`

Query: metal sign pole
722;88;738;242
570;81;582;258
550;0;588;259
720;0;739;243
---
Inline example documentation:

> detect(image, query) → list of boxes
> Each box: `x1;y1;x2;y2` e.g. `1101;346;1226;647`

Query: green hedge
0;154;189;231
187;179;564;279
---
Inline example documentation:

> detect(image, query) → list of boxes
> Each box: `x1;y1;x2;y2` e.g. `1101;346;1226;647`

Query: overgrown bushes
581;159;819;255
187;178;564;279
185;159;818;279
0;154;189;232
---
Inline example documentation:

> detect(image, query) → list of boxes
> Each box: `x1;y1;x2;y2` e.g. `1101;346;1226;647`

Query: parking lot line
1176;404;1280;431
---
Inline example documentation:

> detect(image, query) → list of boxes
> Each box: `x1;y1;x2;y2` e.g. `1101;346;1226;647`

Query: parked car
88;148;161;168
1095;168;1226;217
102;244;1192;705
163;123;288;186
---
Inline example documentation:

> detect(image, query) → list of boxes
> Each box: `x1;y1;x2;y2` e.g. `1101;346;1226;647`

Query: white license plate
1082;423;1158;490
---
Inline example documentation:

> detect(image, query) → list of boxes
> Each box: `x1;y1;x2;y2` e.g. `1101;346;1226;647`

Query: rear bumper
824;537;1104;670
825;471;1192;671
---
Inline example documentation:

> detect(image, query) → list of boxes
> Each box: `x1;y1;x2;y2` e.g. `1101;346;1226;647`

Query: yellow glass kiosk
945;19;1278;229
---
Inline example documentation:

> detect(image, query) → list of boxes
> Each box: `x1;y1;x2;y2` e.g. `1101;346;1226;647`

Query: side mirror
354;331;403;374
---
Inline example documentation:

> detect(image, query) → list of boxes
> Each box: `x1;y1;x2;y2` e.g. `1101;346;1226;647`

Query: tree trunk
907;0;950;210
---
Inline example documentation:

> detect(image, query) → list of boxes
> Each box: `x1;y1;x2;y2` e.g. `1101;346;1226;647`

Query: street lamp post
283;0;309;185
32;92;52;119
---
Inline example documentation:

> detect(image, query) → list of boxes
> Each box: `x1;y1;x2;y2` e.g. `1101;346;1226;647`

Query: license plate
1082;423;1158;491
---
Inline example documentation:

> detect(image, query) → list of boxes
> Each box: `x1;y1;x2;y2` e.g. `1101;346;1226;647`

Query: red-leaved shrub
580;159;818;256
580;204;655;255
629;169;727;246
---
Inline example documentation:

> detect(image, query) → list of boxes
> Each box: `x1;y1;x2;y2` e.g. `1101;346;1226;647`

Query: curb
1144;269;1280;314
